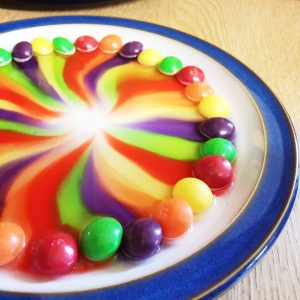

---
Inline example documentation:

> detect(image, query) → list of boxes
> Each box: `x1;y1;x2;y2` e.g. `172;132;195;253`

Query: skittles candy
0;48;12;67
172;178;213;214
152;198;193;239
32;37;53;55
30;231;78;276
121;218;162;260
199;117;235;140
158;56;183;75
119;41;143;58
177;66;205;85
12;41;32;63
184;82;214;102
0;222;25;266
99;34;122;54
138;49;162;66
75;36;98;53
201;137;237;162
80;217;123;261
199;95;230;118
53;37;75;56
192;155;233;192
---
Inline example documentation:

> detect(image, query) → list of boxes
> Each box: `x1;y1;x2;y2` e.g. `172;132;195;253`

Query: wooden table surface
0;0;299;299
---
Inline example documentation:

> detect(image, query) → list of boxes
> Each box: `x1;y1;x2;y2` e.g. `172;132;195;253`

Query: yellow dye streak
108;91;202;123
93;133;171;217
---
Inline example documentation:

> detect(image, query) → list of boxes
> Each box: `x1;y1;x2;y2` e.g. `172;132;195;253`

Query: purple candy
12;41;33;63
119;41;143;58
121;218;162;260
199;117;235;139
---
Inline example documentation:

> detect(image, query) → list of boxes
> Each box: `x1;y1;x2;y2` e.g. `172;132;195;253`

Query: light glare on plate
61;107;108;136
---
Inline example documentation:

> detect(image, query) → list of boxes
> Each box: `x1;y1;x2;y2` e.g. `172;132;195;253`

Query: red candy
177;66;205;85
74;36;98;53
30;232;78;276
192;155;233;193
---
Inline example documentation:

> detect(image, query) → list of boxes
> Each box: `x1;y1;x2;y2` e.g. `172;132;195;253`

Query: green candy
80;217;123;261
158;56;183;75
53;37;75;56
0;48;12;67
201;137;237;162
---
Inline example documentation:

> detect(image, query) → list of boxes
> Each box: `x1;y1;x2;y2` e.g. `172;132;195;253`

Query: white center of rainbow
61;107;108;136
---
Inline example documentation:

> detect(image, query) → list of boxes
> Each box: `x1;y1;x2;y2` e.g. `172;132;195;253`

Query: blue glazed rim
0;16;298;300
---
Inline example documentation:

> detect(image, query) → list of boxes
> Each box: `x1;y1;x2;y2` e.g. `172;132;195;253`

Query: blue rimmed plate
0;16;298;299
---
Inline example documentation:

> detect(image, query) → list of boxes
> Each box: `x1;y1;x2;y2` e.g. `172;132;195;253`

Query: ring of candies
0;35;236;277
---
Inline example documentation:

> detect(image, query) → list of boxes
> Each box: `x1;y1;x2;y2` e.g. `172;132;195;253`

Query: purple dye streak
122;118;207;142
15;57;63;102
0;109;51;128
81;153;135;228
85;55;130;98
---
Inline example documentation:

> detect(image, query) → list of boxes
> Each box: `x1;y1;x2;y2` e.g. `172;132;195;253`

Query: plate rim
0;15;298;300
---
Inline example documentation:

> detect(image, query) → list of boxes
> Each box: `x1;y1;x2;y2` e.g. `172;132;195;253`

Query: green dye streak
53;54;85;107
0;64;64;110
98;68;119;105
0;120;67;136
105;126;202;161
57;150;94;230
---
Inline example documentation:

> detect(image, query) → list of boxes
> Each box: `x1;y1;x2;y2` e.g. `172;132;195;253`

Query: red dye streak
63;51;109;104
18;140;91;272
105;132;193;185
0;131;58;144
73;255;115;273
0;87;61;118
116;77;185;108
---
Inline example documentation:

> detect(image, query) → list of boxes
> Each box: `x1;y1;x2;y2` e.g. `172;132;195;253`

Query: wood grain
0;0;299;299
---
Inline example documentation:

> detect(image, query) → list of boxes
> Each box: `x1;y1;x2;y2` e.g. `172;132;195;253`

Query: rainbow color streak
0;49;205;272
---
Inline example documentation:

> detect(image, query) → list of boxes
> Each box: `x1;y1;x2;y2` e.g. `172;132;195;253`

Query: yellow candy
32;37;53;55
172;177;213;214
137;49;162;66
199;94;230;118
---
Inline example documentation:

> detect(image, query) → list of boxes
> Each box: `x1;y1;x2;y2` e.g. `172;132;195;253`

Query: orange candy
99;34;122;54
0;222;25;266
152;198;193;239
184;82;214;102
